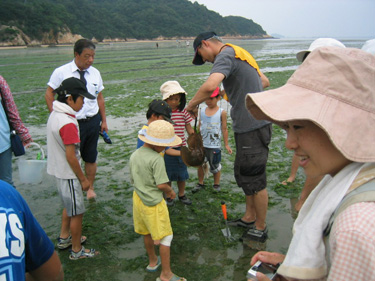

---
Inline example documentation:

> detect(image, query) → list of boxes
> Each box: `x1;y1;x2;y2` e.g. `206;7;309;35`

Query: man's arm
45;86;55;113
0;76;32;144
26;251;64;281
186;72;225;114
65;144;90;191
97;92;108;132
260;71;270;89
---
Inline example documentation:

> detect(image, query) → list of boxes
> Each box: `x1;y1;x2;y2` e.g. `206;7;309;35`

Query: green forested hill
0;0;268;41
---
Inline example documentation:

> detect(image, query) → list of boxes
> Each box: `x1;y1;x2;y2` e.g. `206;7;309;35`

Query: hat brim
80;91;96;100
53;88;95;100
210;87;220;98
138;134;182;147
192;49;204;65
162;91;187;101
162;116;176;125
245;84;375;162
296;50;309;62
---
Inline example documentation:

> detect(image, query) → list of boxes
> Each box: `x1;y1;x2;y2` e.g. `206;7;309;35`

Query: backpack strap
323;179;375;237
323;179;375;268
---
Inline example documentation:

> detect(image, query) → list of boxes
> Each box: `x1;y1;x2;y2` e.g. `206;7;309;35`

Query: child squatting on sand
130;120;187;281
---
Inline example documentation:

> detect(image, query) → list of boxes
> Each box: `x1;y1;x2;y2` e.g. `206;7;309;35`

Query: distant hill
0;0;269;45
271;33;285;39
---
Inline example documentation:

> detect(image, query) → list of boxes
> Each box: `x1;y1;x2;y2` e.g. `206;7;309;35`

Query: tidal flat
0;38;366;280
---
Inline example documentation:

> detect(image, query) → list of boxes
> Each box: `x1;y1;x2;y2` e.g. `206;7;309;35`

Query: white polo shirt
47;60;104;120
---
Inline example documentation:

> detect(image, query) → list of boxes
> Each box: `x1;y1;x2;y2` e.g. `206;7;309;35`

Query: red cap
210;87;220;98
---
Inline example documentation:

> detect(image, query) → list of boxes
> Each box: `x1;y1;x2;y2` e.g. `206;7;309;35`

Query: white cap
296;38;346;62
362;39;375;55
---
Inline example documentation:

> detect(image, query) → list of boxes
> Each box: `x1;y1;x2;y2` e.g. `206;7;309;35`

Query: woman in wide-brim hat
247;46;375;281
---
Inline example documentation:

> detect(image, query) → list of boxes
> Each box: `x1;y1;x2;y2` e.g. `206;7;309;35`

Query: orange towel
225;43;261;76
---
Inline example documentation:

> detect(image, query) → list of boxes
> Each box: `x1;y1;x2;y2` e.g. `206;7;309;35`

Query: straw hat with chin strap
138;120;182;147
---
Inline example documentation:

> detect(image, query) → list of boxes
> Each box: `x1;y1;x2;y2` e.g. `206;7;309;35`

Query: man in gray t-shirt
186;31;272;242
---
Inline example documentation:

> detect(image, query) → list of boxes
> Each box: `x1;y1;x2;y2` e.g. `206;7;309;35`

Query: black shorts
78;113;101;163
234;124;272;195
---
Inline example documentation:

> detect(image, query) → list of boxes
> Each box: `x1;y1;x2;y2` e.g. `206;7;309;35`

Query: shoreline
0;35;274;49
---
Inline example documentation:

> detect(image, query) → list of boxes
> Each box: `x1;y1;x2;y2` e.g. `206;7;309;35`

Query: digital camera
247;261;279;280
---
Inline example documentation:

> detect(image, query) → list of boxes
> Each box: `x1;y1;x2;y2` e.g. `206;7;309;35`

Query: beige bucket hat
138;120;182;147
246;46;375;162
160;80;187;100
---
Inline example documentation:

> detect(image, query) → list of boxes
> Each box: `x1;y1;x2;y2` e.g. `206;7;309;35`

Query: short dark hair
56;92;80;104
74;38;96;55
146;108;162;119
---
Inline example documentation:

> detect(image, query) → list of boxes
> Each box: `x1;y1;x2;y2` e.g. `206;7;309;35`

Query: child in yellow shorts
129;120;187;281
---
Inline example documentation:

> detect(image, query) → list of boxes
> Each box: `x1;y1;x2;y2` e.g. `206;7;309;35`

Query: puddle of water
262;65;298;73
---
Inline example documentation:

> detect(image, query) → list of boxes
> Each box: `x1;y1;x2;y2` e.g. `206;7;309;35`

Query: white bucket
18;142;47;184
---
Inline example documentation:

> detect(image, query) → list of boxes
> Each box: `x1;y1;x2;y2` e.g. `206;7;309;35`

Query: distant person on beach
0;75;32;186
283;38;346;211
161;81;194;206
130;120;187;281
248;47;375;281
186;31;271;242
0;180;64;280
45;38;107;200
47;77;99;260
192;87;232;193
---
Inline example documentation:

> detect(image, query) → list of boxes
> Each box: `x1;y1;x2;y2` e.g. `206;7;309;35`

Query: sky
188;0;375;39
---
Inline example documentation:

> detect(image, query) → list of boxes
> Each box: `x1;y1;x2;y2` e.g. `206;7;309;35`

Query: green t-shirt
129;146;169;206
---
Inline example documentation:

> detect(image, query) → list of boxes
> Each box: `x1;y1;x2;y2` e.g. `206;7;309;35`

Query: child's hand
80;178;90;191
154;240;161;246
225;144;233;155
166;189;176;200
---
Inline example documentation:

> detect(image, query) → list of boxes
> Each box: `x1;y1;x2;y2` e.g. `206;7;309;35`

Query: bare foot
159;273;186;281
281;177;295;186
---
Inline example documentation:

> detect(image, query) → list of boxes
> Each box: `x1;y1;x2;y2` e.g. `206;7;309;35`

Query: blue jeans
0;147;13;186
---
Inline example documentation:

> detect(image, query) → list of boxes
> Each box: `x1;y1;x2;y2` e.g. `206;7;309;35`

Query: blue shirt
200;107;222;149
0;180;54;280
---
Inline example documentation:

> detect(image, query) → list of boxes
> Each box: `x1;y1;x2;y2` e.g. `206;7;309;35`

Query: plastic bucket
18;142;47;184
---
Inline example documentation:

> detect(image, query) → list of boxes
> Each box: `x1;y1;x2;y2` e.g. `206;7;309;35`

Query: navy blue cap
54;77;95;100
192;31;217;65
